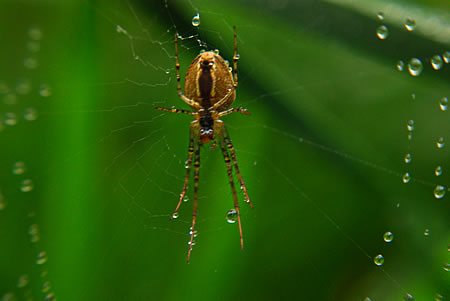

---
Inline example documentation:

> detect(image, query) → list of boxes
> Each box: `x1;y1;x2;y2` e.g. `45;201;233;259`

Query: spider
155;27;253;262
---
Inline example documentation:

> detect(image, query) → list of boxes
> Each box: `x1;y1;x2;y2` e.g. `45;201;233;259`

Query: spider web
0;0;449;300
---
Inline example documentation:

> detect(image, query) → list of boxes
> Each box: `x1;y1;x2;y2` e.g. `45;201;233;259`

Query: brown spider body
155;27;253;262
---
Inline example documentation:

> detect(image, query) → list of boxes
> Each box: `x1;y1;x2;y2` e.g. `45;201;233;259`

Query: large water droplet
36;251;48;265
404;293;415;301
396;60;405;71
39;84;52;97
433;185;446;199
226;209;238;224
192;14;200;27
408;58;423;76
383;231;394;242
443;51;449;63
172;212;179;219
402;172;411;183
4;112;17;126
20;179;34;192
373;254;384;266
17;274;29;288
376;12;384;21
435;166;443;176
183;196;189;202
42;281;51;293
404;18;416;31
431;55;443;70
12;161;26;175
24;107;38;121
404;153;412;164
376;25;389;40
406;120;415;131
424;228;431;236
443;263;450;272
436;137;445;148
214;49;220;55
439;97;448;111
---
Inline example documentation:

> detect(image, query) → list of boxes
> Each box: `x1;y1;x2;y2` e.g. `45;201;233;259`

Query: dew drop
42;281;51;293
433;185;446;199
172;212;179;219
29;224;40;243
24;107;38;121
235;53;240;60
411;93;416;100
44;292;56;301
192;13;200;27
406;119;415;131
12;162;26;175
199;49;206;54
189;229;198;237
187;240;196;246
404;18;416;31
424;228;431;236
443;51;450;63
436;137;445;148
404;153;412;164
435;293;444;300
164;68;170;74
21;179;34;192
376;25;389;40
408;58;423;76
443;263;450;272
440;97;448;111
431;55;443;70
373;254;384;266
39;84;51;97
407;133;413;141
28;26;42;40
363;298;372;301
16;78;31;95
116;24;127;34
402;172;411;183
226;209;238;224
376;11;384;21
4;113;18;126
224;60;229;67
396;60;405;71
183;196;189;202
404;293;415;301
24;57;38;69
214;49;220;55
435;166;443;176
36;251;48;265
228;67;233;72
17;274;29;288
383;231;394;242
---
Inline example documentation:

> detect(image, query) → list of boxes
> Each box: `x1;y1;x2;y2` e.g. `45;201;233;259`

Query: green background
0;0;449;300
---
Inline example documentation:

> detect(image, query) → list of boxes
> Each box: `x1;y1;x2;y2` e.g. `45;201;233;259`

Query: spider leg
232;26;238;88
155;107;193;115
217;107;250;118
187;138;201;262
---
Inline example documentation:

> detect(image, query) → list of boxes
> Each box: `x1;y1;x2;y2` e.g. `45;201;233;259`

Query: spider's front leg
187;130;201;263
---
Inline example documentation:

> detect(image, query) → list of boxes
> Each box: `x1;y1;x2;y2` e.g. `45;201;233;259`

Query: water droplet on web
431;55;443;70
411;93;416;100
172;212;179;219
36;251;48;265
373;254;384;266
363;297;372;301
396;60;405;71
402;172;411;183
16;78;31;95
44;292;56;301
12;162;26;175
228;67;232;72
16;274;29;288
192;13;200;26
28;26;42;40
376;11;384;21
164;68;170;74
224;60;229;67
199;49;206;54
436;137;445;148
435;166;442;176
396;202;400;208
235;53;240;60
29;224;40;243
226;209;238;223
24;107;38;121
187;240;196;246
4;112;18;126
443;51;450;63
189;229;198;237
404;153;412;164
39;84;51;97
214;49;220;55
183;196;189;202
424;228;431;236
435;293;444;300
407;133;413;141
443;264;450;272
42;281;51;293
383;231;394;242
404;18;416;31
21;179;34;192
433;185;446;199
408;58;423;76
24;57;38;69
404;293;415;301
439;97;448;111
376;25;389;40
406;120;415;131
116;24;127;34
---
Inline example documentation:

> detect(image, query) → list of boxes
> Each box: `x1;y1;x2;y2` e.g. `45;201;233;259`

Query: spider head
199;52;215;70
199;127;214;143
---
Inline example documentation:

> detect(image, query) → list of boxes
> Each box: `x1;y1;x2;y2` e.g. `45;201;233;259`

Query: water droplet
377;12;384;21
172;212;179;219
408;58;423;76
431;55;443;70
3;93;17;105
192;13;200;26
376;25;389;40
36;251;48;265
411;93;416;100
404;293;415;301
44;292;56;301
187;240;196;246
189;229;198;237
214;49;220;55
228;67;233;72
39;84;51;97
373;254;384;266
183;196;189;202
383;231;394;242
443;51;450;63
424;228;431;236
436;137;445;148
396;202;400;208
24;107;38;121
4;112;17;126
20;179;34;192
42;281;51;293
199;49;206;54
164;68;170;74
404;153;412;164
439;97;448;111
134;55;140;60
226;209;238;224
433;185;446;199
435;293;444;300
17;274;29;288
12;162;26;175
407;133;413;140
402;172;411;183
443;263;450;272
235;53;240;60
24;57;38;69
405;18;416;31
363;298;372;301
406;120;415;131
29;224;40;243
27;41;40;53
16;78;31;95
224;60;229;66
116;25;127;34
435;166;443;176
396;60;405;71
28;26;42;40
